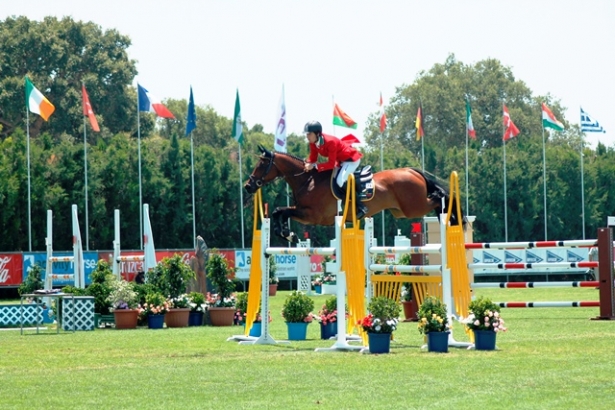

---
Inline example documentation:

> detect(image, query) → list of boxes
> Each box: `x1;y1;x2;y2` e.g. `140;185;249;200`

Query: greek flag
580;107;606;133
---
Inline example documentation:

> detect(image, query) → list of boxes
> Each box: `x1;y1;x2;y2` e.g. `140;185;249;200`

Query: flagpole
26;109;32;252
238;146;245;249
83;110;89;251
465;120;469;217
191;133;196;248
380;131;385;245
580;135;586;240
137;90;143;250
542;126;547;241
503;103;508;242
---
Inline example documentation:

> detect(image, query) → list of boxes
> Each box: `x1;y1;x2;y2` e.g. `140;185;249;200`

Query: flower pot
367;332;391;354
474;330;497;351
427;331;450;353
286;322;309;340
165;308;190;328
320;321;337;339
208;307;235;326
188;311;204;326
113;309;139;329
269;283;278;296
314;285;322;294
248;322;262;337
147;314;165;329
402;301;415;322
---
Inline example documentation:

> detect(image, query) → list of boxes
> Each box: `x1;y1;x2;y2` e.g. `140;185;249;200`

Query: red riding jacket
307;134;362;172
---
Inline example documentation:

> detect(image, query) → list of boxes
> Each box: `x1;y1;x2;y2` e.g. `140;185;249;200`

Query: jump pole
45;204;85;290
112;204;156;279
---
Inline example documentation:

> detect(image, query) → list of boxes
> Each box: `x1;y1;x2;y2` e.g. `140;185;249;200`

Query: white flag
580;107;606;133
273;85;287;152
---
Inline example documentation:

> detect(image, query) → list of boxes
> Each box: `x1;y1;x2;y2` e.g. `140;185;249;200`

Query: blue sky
4;0;614;148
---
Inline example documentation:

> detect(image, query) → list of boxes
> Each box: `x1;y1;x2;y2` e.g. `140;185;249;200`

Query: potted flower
397;254;415;322
142;292;170;329
281;290;314;340
358;296;400;354
417;295;450;353
268;256;279;296
166;293;191;327
311;275;323;294
316;296;347;339
462;296;507;350
187;291;206;326
235;292;271;337
107;279;139;329
149;254;195;328
86;260;114;328
206;250;238;326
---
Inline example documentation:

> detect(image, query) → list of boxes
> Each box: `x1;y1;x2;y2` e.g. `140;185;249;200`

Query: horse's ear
258;144;266;154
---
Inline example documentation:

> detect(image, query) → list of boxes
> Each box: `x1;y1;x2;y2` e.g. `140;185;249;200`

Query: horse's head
244;145;280;194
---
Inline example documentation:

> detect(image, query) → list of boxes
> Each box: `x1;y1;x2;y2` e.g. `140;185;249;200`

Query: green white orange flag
333;103;357;129
466;100;476;139
541;103;564;131
25;76;55;121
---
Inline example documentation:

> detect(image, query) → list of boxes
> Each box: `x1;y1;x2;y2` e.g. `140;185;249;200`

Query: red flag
503;105;519;141
379;92;387;133
82;85;100;132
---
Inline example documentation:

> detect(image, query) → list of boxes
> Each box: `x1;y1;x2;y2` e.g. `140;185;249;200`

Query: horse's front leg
272;206;299;244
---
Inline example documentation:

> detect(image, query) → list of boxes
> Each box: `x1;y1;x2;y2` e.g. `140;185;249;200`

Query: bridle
248;152;277;188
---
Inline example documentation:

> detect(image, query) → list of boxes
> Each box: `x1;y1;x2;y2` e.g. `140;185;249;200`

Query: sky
4;1;614;148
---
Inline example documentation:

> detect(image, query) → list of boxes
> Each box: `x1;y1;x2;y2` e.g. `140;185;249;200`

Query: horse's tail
413;168;467;230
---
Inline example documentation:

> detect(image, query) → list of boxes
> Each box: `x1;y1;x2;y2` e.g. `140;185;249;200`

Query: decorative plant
358;296;400;334
281;291;314;323
206;250;237;307
18;265;44;296
142;292;170;316
269;256;279;284
148;254;196;299
397;254;413;302
316;296;347;325
169;293;190;309
107;279;138;310
417;295;450;334
235;292;271;324
462;296;507;333
85;260;114;315
311;275;323;287
321;256;336;284
187;292;206;313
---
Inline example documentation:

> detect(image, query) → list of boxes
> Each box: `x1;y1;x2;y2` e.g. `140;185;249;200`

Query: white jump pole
45;204;84;290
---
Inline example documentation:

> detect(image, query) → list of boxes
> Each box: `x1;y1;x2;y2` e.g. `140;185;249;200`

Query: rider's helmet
303;121;322;135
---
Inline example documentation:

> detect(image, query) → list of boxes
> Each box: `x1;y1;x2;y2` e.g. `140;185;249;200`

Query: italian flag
466;100;476;139
25;76;55;121
541;103;564;131
333;103;357;129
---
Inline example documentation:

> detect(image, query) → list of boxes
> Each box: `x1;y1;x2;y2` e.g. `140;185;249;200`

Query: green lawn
1;287;614;409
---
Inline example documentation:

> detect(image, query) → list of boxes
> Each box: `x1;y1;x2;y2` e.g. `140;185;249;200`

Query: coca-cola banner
0;253;23;286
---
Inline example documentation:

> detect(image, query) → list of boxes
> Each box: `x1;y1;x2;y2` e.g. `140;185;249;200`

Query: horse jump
45;204;85;289
112;204;156;280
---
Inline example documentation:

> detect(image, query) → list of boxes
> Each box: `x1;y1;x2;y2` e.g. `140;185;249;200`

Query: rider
303;120;368;219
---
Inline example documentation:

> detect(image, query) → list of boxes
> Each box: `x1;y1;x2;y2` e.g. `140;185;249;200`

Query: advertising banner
21;251;98;287
0;253;24;286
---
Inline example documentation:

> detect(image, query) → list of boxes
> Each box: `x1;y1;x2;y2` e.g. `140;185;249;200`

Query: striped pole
496;301;600;308
470;262;598;270
465;239;597;249
473;281;599;289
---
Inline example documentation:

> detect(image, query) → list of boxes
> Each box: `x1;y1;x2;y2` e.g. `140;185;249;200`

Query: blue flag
580;107;605;133
186;86;196;136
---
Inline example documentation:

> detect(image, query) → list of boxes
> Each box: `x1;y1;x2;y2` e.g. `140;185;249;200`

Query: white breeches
336;159;361;188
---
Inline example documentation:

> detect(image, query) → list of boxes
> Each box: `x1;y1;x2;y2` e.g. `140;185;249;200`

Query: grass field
1;287;614;409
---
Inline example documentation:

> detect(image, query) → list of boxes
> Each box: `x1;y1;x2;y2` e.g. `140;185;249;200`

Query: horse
244;145;465;243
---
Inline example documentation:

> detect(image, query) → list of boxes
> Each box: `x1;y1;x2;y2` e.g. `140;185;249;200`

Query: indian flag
25;76;55;121
541;103;564;131
332;103;357;129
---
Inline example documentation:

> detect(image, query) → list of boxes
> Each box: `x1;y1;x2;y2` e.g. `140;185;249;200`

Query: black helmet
303;121;322;134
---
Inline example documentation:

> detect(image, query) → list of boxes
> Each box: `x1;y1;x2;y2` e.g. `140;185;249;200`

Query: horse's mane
273;150;305;164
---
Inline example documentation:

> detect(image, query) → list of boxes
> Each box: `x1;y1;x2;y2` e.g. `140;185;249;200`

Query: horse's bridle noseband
249;152;276;188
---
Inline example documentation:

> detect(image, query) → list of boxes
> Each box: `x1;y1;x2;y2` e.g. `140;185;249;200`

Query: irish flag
466;99;476;139
333;103;357;129
541;103;564;131
25;76;55;121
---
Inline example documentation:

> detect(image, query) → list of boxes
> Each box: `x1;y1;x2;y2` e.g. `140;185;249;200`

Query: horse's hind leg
272;207;299;244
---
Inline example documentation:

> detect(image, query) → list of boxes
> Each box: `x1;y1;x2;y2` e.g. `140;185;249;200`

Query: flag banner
503;105;520;141
232;89;244;143
25;76;55;121
274;86;287;152
466;99;476;139
580;107;605;133
82;85;100;132
332;103;358;129
379;92;387;133
186;86;196;136
415;105;425;140
541;103;564;131
137;84;175;119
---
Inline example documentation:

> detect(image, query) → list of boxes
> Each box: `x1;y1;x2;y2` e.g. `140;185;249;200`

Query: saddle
330;165;375;202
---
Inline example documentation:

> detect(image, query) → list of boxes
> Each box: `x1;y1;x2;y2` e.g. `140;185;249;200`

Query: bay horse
244;145;465;243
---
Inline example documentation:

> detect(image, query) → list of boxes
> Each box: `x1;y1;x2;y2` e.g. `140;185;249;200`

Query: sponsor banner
0;253;24;286
473;248;590;272
234;250;325;281
21;252;98;287
98;250;196;281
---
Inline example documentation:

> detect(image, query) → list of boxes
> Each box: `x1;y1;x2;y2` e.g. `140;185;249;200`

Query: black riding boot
355;201;367;219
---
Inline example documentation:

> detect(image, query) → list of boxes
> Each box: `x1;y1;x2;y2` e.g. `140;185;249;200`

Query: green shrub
281;291;314;323
206;250;237;302
367;296;400;320
18;265;44;296
417;295;449;334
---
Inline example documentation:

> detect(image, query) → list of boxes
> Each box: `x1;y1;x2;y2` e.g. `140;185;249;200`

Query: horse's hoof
285;232;299;244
